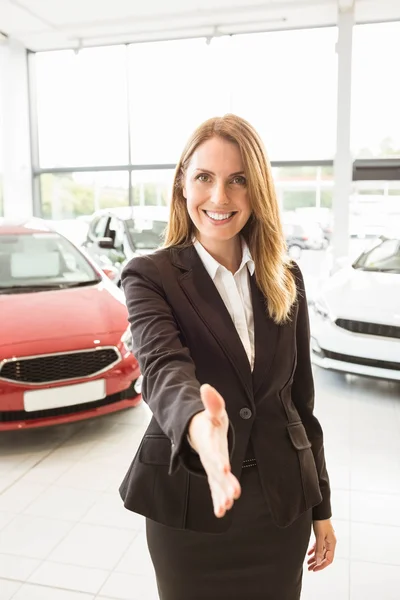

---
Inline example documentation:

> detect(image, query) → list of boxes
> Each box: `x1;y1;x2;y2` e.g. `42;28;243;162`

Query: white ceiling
0;0;399;51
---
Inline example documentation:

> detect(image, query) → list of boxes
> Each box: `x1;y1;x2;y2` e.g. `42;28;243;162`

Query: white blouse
193;239;255;371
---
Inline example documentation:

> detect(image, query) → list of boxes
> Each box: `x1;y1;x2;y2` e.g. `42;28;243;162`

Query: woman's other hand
188;384;241;518
307;519;337;572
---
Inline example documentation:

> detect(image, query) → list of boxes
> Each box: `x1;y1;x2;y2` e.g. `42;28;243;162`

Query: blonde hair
164;114;296;324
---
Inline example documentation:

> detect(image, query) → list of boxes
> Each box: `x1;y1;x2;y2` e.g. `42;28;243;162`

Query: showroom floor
1;363;399;599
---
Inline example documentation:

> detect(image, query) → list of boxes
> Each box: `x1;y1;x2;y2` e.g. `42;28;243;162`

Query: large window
128;38;231;164
32;28;338;219
230;28;338;160
35;46;129;167
352;22;400;158
40;171;129;219
131;169;175;206
273;166;334;211
349;180;400;239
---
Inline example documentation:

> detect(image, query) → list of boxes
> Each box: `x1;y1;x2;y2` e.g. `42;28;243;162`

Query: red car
0;219;141;431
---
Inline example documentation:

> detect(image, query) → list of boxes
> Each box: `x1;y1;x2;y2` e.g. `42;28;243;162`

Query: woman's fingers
228;471;241;499
190;385;242;518
307;543;316;556
208;469;241;518
201;450;239;518
308;548;334;572
210;486;225;518
310;520;336;572
210;483;231;517
210;476;240;518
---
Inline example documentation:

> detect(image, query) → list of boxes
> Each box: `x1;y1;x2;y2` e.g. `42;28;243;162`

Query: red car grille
335;319;400;340
0;348;120;384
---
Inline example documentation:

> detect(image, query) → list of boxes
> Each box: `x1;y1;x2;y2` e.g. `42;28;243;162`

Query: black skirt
146;465;312;600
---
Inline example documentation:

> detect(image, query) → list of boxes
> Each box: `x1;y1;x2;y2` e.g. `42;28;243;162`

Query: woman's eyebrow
194;168;245;176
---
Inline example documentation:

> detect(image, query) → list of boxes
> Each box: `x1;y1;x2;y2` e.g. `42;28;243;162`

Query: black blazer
119;245;331;533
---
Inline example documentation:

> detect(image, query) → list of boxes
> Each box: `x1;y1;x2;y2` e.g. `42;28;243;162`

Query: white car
310;237;400;381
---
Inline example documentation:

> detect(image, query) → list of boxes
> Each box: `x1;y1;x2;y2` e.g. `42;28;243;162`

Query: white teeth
205;211;233;221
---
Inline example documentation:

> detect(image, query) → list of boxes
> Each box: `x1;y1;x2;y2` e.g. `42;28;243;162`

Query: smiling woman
120;114;335;600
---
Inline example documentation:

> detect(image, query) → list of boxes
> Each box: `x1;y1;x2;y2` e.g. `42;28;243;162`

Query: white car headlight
313;297;332;321
121;326;133;353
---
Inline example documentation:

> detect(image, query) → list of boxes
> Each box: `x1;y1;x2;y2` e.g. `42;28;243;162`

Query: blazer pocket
286;421;321;510
139;435;171;466
287;422;312;450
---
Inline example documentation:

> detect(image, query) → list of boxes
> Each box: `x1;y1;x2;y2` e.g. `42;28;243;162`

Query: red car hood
0;283;128;348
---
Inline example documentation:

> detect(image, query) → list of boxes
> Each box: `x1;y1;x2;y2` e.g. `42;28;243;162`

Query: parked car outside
282;223;303;259
282;215;326;254
295;207;333;245
0;219;142;431
310;236;400;381
82;206;169;285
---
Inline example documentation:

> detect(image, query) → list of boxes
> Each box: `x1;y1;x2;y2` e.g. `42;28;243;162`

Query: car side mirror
98;237;115;249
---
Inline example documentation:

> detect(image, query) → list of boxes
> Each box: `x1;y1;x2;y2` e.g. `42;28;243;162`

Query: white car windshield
126;218;166;250
353;239;400;273
0;232;100;292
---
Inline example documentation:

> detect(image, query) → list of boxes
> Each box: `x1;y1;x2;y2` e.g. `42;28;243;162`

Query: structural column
0;38;33;218
332;0;355;260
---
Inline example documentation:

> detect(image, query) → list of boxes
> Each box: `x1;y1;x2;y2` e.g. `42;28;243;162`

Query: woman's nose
211;182;229;205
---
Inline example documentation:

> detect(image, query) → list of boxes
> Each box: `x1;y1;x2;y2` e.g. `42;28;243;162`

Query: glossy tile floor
1;365;399;599
1;249;399;599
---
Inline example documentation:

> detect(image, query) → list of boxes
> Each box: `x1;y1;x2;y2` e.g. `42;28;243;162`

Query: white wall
0;38;33;218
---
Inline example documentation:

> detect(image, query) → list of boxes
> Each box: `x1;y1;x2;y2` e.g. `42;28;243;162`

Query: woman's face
183;136;252;246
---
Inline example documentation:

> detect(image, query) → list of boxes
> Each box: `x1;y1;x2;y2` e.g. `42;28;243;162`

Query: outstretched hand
188;384;241;518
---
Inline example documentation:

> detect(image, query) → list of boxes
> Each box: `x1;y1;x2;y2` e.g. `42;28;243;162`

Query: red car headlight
121;326;134;353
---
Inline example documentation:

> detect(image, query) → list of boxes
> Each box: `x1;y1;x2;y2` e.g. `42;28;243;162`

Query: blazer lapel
172;246;254;404
250;274;281;398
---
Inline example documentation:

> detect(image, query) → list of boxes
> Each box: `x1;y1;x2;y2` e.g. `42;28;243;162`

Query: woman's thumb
200;384;225;420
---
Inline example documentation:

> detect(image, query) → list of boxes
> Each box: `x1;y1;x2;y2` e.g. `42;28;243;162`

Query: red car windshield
0;232;100;291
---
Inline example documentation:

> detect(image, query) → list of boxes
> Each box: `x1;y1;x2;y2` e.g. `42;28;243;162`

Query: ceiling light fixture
205;25;220;45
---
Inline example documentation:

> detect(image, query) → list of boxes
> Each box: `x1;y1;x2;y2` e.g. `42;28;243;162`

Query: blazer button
239;407;252;420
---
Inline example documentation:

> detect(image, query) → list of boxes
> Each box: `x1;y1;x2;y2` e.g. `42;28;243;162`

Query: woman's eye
232;176;246;185
197;174;210;183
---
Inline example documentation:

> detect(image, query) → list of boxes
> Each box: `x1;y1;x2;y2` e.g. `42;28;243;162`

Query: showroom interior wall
0;38;32;218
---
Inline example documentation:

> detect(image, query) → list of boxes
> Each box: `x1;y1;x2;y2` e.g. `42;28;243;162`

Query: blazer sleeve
121;255;205;476
291;264;332;521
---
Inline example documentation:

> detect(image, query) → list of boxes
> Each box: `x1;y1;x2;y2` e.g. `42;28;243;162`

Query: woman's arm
290;264;332;521
122;255;205;475
122;254;241;516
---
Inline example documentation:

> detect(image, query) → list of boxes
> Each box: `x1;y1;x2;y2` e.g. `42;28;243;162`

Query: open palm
188;384;241;518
